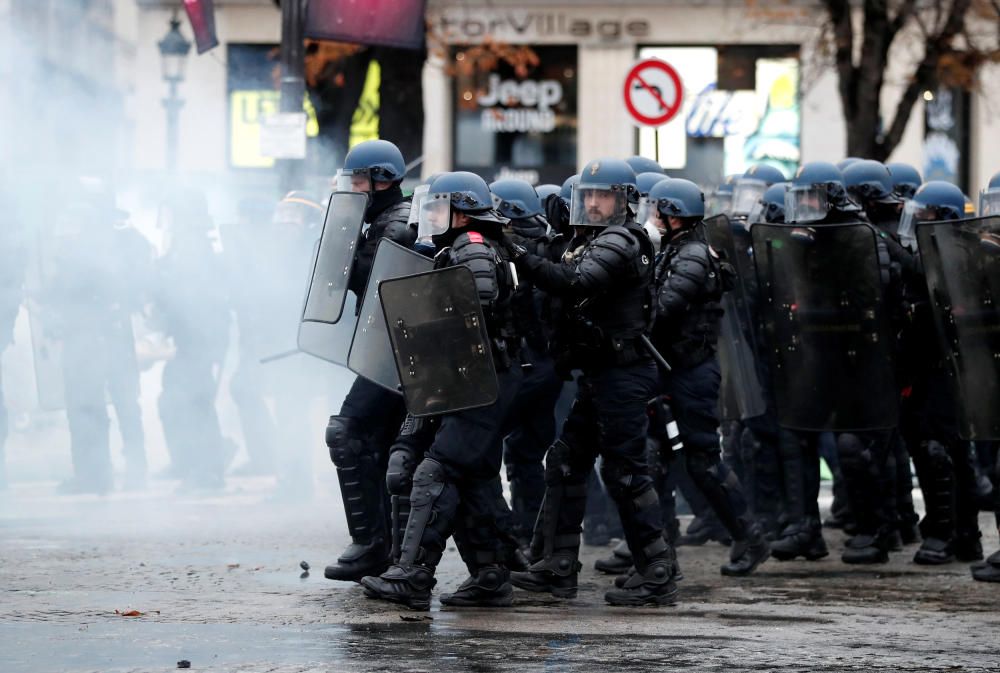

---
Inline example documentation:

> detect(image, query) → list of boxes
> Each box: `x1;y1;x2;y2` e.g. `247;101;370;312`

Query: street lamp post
158;14;192;173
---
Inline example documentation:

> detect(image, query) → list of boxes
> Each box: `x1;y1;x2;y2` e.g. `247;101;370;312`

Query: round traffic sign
623;59;684;127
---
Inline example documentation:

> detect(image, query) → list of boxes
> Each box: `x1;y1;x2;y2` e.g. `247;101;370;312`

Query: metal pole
163;80;183;173
279;0;307;192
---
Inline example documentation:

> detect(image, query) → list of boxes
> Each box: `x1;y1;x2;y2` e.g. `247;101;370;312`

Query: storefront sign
453;45;577;186
478;74;563;132
433;10;649;43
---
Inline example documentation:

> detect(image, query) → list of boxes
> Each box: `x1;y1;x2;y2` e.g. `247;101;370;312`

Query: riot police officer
360;171;523;609
769;162;866;561
706;174;739;217
896;181;985;565
506;158;678;606
647;178;770;576
490;179;563;547
325;140;416;582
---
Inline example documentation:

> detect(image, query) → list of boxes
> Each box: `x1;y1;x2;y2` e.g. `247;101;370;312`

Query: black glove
500;234;528;261
543;193;571;236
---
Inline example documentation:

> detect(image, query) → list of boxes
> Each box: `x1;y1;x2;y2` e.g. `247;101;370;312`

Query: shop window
452;45;578;186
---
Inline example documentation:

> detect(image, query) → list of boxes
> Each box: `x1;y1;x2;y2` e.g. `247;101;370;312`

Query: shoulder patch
466;231;485;244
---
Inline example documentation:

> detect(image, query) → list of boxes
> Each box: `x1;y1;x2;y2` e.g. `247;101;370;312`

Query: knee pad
326;416;363;466
410;458;448;509
386;445;419;496
543;439;573;484
599;457;650;499
925;440;954;471
836;433;870;470
685;448;718;484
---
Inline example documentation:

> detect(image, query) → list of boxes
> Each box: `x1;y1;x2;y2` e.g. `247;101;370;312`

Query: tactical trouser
777;429;823;524
503;345;563;542
836;430;896;537
63;330;113;488
530;361;670;573
742;407;786;531
665;357;754;543
104;319;146;477
160;347;227;484
328;376;406;554
397;366;523;575
902;364;979;543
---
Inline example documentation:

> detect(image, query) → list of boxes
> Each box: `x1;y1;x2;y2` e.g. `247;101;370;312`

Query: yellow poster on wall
229;61;381;168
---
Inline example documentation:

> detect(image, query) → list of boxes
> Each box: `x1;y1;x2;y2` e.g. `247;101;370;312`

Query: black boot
677;513;731;546
325;540;391;581
721;527;770;576
440;565;513;607
842;530;891;564
954;530;984;562
510;551;580;598
913;537;955;565
971;545;1000;582
771;518;828;561
594;539;633;575
604;557;678;606
360;564;436;611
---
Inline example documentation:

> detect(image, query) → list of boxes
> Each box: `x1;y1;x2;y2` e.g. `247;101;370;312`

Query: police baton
639;334;672;373
259;348;300;364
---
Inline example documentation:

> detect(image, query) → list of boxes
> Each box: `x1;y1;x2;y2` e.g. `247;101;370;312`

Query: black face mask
365;184;403;222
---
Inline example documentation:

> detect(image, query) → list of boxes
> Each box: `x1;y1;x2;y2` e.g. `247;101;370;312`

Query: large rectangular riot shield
703;215;766;420
379;266;498;417
348;239;433;391
297;191;366;365
751;222;898;431
917;216;1000;439
300;190;366;325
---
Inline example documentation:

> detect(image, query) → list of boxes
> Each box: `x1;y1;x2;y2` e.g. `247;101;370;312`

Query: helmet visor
784;186;829;223
635;196;653;229
569;186;627;227
979;188;1000;217
416;192;452;240
897;199;943;247
335;168;372;194
706;192;732;217
408;184;430;226
731;179;767;216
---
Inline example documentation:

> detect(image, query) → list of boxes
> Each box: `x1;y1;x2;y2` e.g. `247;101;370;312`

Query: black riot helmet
731;164;786;216
635;172;670;227
569;158;638;228
784;161;860;223
625;155;666;176
978;170;1000;216
335;139;406;192
535;183;561;201
417;171;506;242
748;182;789;225
706;174;739;217
886;163;923;199
648;178;705;225
489;179;543;220
897;180;967;247
843;160;900;205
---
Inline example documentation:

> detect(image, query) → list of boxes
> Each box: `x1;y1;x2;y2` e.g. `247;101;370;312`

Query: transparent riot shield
379;266;498;417
703;215;766;420
347;239;433;391
751;222;898;431
300;191;366;324
917;216;1000;439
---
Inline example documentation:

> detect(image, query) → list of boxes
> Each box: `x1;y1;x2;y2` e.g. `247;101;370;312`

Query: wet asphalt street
1;478;998;673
